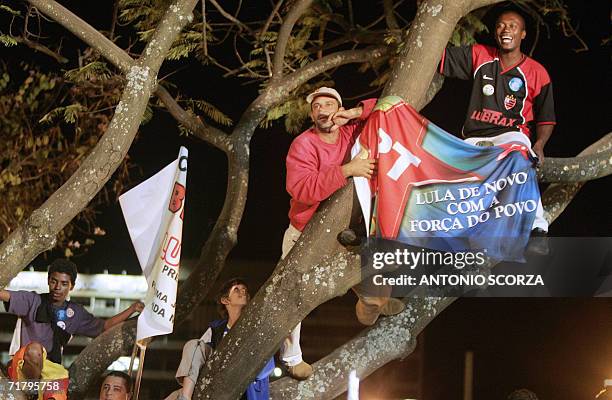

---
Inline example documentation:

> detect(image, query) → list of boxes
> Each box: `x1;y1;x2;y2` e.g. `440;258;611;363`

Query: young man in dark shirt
1;259;144;384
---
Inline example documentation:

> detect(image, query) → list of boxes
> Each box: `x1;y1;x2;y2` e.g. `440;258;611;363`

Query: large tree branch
194;184;360;400
67;320;137;399
270;298;455;399
543;132;612;223
156;85;232;152
271;0;314;79
26;0;230;152
26;0;133;72
538;132;612;182
382;0;503;109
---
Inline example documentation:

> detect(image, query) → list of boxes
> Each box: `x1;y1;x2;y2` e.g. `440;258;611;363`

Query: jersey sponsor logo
504;94;517;110
483;74;493;80
470;108;517;127
482;84;495;96
509;77;523;91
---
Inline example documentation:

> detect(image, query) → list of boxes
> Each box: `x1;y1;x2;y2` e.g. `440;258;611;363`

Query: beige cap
306;86;342;106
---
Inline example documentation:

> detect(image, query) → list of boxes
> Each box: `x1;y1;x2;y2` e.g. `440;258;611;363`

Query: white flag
120;147;188;342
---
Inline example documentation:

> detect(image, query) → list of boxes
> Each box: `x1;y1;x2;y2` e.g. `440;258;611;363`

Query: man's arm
0;290;10;302
286;140;376;205
103;301;144;331
532;72;556;165
532;124;554;165
330;98;377;135
438;45;474;79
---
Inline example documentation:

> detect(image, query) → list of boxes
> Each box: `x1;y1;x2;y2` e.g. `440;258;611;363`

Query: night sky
9;0;611;399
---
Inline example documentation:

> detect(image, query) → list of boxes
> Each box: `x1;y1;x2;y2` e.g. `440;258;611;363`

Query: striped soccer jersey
440;44;556;138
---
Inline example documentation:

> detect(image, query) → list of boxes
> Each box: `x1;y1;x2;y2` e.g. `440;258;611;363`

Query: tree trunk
193;1;503;399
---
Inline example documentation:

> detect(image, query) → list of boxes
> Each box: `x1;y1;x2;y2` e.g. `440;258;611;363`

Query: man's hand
130;301;145;314
341;152;376;179
532;143;545;166
0;290;10;302
104;300;145;331
329;106;363;132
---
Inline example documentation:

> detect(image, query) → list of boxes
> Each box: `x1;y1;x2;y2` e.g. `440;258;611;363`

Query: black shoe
337;229;363;247
525;228;549;256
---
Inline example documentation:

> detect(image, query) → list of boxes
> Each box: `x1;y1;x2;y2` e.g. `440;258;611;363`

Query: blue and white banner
354;97;540;261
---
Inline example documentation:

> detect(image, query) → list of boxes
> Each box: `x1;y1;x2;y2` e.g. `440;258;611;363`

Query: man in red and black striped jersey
439;9;553;252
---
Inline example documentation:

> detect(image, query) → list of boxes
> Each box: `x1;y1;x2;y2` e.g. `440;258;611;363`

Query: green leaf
65;61;112;82
0;34;18;47
191;100;233;126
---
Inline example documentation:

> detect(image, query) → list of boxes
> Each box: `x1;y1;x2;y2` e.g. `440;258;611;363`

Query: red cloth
286;99;376;231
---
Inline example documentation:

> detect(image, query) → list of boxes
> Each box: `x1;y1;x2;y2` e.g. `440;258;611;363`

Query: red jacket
286;99;377;231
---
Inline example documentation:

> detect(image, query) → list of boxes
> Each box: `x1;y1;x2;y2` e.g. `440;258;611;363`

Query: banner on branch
120;147;188;342
353;97;540;261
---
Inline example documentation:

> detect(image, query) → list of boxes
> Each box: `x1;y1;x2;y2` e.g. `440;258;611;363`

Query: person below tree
164;278;274;400
99;370;132;400
438;7;555;255
1;259;143;399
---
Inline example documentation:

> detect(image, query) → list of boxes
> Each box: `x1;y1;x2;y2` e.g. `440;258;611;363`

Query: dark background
8;0;611;399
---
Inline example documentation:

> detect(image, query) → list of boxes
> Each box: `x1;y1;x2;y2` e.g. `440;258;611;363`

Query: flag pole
128;341;138;378
133;340;150;400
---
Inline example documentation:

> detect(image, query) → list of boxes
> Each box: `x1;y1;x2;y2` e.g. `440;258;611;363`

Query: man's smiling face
495;11;526;53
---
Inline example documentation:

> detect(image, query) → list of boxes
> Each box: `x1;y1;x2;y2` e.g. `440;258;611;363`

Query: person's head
216;278;250;319
507;388;539;400
21;342;44;379
307;87;343;133
494;10;526;54
99;371;132;400
47;259;78;304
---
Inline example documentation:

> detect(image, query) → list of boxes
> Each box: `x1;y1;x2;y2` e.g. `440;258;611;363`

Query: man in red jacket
281;87;405;380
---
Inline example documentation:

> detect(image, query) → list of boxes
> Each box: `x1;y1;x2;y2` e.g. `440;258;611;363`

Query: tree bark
194;184;360;400
68;320;137;399
542;132;612;223
270;297;455;399
538;132;611;183
381;0;503;109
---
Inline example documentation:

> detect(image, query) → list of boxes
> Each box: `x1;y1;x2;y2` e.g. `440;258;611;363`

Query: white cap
306;87;342;107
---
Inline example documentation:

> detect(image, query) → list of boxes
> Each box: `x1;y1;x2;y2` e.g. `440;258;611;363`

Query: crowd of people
2;6;553;400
